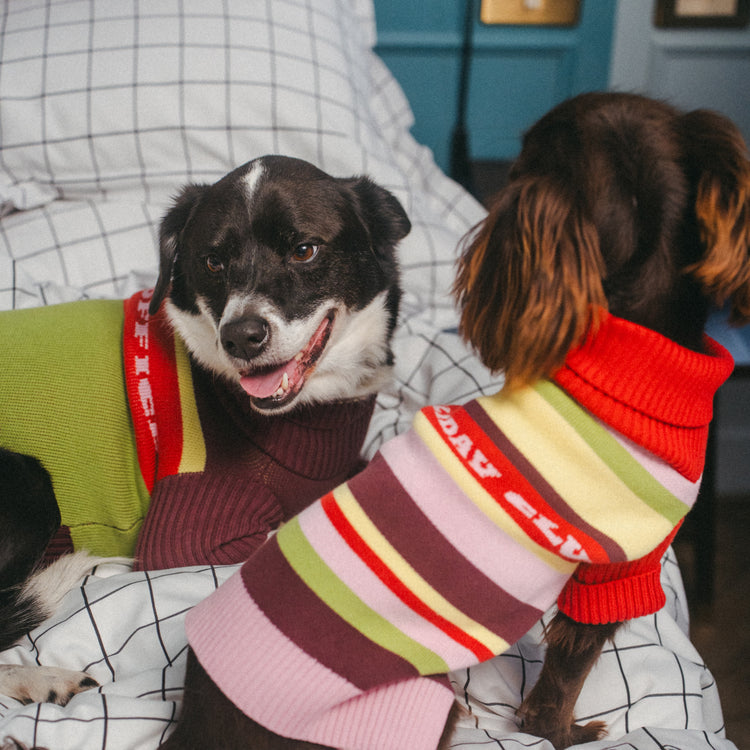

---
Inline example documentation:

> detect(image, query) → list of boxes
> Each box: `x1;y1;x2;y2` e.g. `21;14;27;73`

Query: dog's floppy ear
150;184;207;315
454;175;607;390
681;109;750;326
345;177;411;257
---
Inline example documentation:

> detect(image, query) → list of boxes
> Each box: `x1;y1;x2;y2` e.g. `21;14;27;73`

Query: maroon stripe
464;399;626;561
348;453;545;646
240;532;419;690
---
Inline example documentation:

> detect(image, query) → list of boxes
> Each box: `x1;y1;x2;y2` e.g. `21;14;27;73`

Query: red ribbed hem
557;566;665;624
557;525;681;624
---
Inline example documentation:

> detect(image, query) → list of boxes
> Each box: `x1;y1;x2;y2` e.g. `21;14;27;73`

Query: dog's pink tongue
240;361;295;399
238;316;333;400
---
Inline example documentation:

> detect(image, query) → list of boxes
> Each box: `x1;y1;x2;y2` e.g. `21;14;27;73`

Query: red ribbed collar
553;312;734;481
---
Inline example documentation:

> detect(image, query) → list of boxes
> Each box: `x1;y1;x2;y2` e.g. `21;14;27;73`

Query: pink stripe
606;424;699;507
380;430;571;608
303;674;454;750
186;570;454;750
186;571;360;728
299;500;480;670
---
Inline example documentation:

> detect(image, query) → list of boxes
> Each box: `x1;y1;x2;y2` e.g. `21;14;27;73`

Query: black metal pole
450;0;474;193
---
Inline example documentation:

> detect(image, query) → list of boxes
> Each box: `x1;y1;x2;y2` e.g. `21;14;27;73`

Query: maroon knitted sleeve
134;473;284;570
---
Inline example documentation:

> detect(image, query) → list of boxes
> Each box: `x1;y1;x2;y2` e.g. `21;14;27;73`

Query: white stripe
242;161;265;200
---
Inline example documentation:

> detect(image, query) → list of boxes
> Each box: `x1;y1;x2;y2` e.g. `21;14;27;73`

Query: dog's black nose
220;316;269;360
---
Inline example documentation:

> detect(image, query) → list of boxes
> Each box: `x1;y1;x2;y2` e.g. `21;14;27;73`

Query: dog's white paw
0;664;98;706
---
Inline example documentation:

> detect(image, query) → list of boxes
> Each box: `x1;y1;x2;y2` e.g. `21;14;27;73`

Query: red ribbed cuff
557;525;680;624
557;565;665;624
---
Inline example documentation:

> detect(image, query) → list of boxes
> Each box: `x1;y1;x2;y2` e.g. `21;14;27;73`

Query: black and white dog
0;155;410;707
159;155;407;414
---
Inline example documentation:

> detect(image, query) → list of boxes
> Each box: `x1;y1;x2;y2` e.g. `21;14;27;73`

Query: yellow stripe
535;381;689;525
413;412;575;575
174;336;207;473
332;484;512;655
478;390;673;557
278;518;450;675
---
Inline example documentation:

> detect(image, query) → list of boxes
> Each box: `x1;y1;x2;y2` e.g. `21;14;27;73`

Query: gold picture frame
655;0;750;28
480;0;581;27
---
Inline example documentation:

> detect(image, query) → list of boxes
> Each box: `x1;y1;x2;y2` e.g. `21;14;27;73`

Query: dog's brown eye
205;255;224;273
291;244;320;263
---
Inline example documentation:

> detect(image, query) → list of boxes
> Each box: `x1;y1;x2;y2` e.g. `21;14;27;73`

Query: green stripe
277;516;450;675
535;380;688;526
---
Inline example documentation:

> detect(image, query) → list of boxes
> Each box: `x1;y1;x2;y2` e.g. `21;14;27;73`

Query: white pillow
0;0;380;205
0;0;485;313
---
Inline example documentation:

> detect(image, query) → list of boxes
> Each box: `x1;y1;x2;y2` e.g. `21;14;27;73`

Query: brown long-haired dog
455;91;750;748
161;92;750;750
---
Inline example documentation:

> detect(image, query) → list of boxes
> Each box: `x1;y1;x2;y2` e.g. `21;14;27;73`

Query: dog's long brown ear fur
682;109;750;326
150;184;206;315
454;175;607;390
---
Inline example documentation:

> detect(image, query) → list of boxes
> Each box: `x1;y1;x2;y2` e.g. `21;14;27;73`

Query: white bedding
0;552;733;750
0;0;737;747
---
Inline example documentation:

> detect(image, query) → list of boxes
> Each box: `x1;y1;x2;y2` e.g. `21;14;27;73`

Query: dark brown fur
456;92;750;747
161;93;750;749
515;613;619;747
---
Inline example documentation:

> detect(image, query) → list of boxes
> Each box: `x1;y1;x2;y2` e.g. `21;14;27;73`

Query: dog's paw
518;712;608;749
518;700;608;749
0;664;98;706
566;719;608;746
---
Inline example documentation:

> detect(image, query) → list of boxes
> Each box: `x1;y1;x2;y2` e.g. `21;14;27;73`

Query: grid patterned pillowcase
0;0;384;206
0;0;486;314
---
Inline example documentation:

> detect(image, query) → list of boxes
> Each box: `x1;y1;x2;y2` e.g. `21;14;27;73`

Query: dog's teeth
272;372;291;399
294;352;304;362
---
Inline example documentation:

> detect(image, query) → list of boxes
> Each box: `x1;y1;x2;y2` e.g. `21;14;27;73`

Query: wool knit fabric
125;290;377;570
0;290;375;566
185;313;733;750
0;299;148;556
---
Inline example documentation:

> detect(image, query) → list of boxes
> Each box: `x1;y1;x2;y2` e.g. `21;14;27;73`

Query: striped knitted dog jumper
185;313;733;750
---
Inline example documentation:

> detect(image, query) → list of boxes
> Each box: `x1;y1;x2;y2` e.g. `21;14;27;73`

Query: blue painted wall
373;0;617;172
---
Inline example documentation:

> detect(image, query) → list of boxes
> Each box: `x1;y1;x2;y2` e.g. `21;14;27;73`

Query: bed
0;1;738;748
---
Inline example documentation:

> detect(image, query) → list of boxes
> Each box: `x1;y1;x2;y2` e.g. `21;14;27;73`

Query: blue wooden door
373;0;617;172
